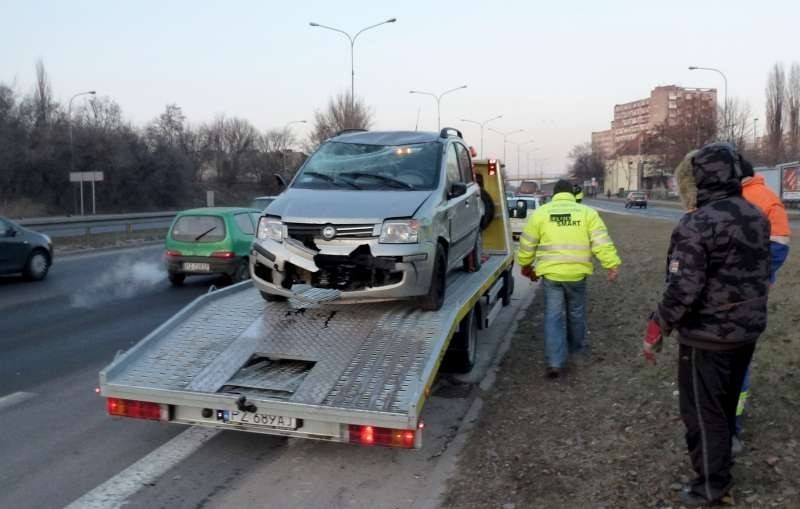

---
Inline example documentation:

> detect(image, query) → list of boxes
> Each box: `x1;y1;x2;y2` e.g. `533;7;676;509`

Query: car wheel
260;291;287;302
443;308;478;373
231;261;250;283
462;232;482;273
501;268;514;306
23;250;50;281
168;272;185;286
420;245;446;311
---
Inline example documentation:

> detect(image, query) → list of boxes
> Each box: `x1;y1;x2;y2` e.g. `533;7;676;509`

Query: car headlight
257;217;284;242
379;220;420;244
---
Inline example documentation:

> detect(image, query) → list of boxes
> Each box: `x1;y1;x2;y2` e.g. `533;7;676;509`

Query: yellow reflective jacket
516;192;621;282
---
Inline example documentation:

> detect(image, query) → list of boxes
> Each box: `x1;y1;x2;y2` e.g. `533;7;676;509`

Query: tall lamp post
409;85;468;130
309;18;396;109
460;115;502;158
282;120;307;175
68;90;96;215
514;139;535;179
689;65;728;141
488;127;523;170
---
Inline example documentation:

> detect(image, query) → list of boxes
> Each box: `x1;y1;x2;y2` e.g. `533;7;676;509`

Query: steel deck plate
103;255;509;419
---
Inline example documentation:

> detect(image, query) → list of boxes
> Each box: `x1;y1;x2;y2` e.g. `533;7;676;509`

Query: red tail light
488;159;498;176
165;249;182;257
107;397;166;421
348;424;417;448
210;251;235;259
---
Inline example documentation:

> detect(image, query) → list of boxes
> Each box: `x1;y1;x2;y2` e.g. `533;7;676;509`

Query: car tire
443;308;478;373
23;249;50;281
462;232;482;273
168;272;185;286
501;268;514;306
420;245;446;311
231;261;250;283
261;291;287;302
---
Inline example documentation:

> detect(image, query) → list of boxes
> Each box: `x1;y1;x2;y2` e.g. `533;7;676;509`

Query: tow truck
98;160;516;449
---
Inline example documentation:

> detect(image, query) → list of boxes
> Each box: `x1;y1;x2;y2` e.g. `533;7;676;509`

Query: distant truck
755;162;800;206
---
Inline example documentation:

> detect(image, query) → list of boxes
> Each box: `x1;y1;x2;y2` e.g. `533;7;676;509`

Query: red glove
642;314;663;365
520;265;539;281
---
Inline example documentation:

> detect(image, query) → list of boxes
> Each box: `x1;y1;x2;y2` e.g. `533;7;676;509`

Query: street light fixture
689;65;729;141
460;115;502;158
488;127;523;169
68;90;96;215
409;85;468;130
282;120;307;175
309;18;396;109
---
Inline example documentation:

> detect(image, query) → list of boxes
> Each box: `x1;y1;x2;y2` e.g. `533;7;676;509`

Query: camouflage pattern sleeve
655;215;708;335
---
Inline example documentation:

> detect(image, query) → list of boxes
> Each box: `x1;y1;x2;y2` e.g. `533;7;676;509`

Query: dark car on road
0;217;53;281
625;191;648;209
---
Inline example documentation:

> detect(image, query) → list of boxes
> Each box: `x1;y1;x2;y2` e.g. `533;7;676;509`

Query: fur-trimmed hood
673;143;742;211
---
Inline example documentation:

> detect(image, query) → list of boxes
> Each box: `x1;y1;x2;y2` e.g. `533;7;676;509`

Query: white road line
65;426;220;509
0;391;36;411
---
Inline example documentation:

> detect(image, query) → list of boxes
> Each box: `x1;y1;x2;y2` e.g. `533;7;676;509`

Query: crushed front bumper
249;237;436;302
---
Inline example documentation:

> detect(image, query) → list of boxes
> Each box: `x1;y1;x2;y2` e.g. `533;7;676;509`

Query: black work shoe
545;367;563;379
679;488;732;507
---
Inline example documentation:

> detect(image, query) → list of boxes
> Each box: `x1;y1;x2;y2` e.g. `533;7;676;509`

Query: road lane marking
65;426;220;509
0;391;35;411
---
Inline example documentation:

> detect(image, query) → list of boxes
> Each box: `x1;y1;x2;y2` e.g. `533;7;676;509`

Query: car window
455;144;473;183
249;213;261;228
446;144;461;185
171;215;226;242
234;213;255;235
293;141;441;190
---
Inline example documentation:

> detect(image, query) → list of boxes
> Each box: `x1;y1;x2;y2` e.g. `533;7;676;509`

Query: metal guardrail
18;212;177;239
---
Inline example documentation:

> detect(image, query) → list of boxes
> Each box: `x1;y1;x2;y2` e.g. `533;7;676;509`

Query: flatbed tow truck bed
100;255;511;448
99;159;516;449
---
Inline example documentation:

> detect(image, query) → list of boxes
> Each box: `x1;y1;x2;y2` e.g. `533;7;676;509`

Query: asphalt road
0;245;223;509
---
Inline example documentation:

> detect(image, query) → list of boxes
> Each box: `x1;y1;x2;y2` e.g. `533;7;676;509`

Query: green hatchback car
164;207;261;286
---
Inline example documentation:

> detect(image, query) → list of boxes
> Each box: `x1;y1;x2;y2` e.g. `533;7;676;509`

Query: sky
2;0;799;177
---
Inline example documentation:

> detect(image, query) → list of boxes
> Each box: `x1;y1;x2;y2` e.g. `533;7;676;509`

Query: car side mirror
449;181;467;199
512;200;528;219
3;228;16;237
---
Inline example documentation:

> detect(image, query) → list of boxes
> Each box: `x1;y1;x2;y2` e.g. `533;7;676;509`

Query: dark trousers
678;342;755;502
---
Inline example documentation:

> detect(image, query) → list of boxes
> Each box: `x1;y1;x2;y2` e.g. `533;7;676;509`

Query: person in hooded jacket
642;143;770;507
732;159;792;453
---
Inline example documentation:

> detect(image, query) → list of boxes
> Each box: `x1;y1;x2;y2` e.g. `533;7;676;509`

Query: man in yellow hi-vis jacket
517;180;621;378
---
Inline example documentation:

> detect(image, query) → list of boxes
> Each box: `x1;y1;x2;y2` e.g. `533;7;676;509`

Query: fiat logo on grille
321;225;337;240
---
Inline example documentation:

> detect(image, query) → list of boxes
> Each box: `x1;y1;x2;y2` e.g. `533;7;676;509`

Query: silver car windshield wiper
339;171;415;190
302;171;361;189
194;226;217;241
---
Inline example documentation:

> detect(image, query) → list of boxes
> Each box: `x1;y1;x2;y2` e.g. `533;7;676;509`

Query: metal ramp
101;255;509;426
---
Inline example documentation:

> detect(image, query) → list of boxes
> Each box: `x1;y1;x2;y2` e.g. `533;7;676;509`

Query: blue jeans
542;277;587;368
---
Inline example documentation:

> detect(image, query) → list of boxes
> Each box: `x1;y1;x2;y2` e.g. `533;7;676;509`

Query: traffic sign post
69;171;104;215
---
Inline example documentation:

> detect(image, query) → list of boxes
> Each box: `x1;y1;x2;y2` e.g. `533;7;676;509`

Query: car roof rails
335;128;368;136
440;127;463;139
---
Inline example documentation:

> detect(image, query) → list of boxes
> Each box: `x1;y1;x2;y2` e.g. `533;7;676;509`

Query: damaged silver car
250;128;483;311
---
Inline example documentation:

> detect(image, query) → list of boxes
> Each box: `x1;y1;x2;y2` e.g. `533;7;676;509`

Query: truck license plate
221;410;298;430
183;262;210;272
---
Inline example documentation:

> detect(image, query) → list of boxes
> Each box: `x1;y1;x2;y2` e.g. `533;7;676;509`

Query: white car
507;196;540;241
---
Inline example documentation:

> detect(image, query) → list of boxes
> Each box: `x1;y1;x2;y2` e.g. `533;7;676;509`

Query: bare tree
787;62;800;160
306;91;372;150
146;103;186;148
568;142;605;183
33;59;54;128
765;63;786;164
720;97;752;152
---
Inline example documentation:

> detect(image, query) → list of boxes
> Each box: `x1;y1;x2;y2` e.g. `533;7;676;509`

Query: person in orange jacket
733;159;792;454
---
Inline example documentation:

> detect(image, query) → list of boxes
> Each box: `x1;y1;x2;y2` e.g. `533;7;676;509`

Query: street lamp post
68;90;96;215
488;127;523;170
689;66;728;141
282;120;307;177
409;86;468;130
515;140;535;179
459;115;502;158
309;18;396;109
